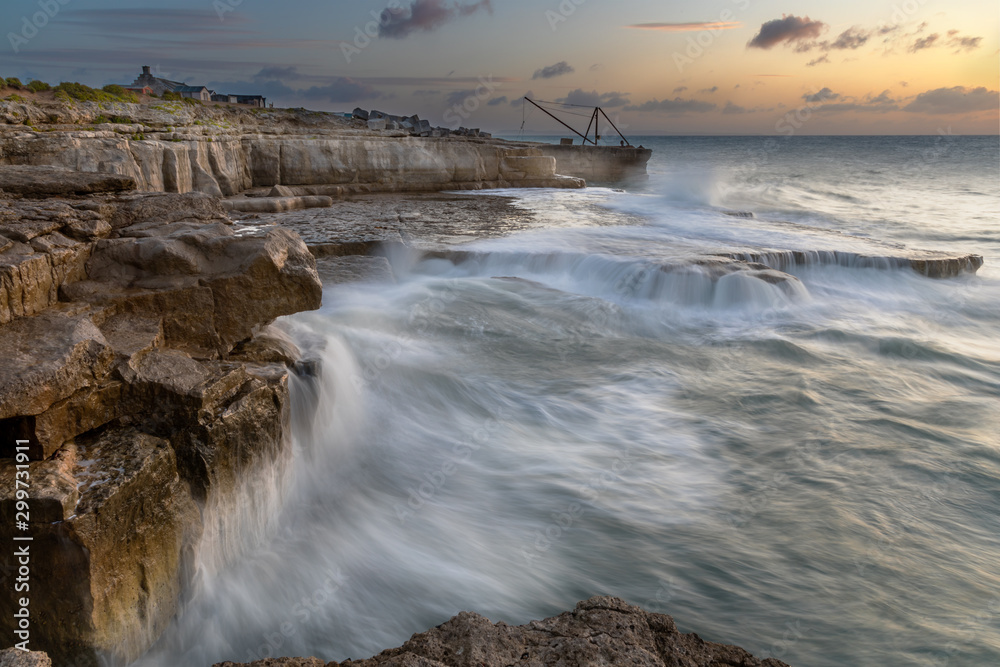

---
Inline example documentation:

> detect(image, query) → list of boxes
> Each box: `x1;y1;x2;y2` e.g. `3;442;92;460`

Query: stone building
129;66;185;97
128;66;264;106
175;85;211;102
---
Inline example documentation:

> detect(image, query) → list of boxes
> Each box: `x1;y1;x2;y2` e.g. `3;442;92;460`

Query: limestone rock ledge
0;173;322;666
213;596;791;667
0;102;585;196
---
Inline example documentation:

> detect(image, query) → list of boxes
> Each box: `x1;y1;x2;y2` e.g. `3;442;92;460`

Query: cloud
302;77;382;103
379;0;493;39
445;89;477;106
254;67;299;82
487;96;508;106
533;61;575;80
511;91;534;107
672;86;688;93
949;35;982;50
830;26;870;49
807;55;830;66
810;90;899;113
61;8;252;35
903;86;999;114
722;101;748;114
803;87;839;103
558;89;630;107
208;79;297;100
748;15;826;49
909;33;939;52
699;86;719;94
626;22;741;31
625;97;717;113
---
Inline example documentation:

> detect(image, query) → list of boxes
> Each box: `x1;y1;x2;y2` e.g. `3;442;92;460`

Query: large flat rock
0;165;135;197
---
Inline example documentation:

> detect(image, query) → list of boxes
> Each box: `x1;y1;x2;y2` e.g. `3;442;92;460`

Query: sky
0;0;997;135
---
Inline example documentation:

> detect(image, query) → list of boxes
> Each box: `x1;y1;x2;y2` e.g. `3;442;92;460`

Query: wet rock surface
0;179;321;665
233;193;539;249
213;596;791;667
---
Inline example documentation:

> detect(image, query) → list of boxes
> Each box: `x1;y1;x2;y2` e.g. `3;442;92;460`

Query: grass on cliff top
53;82;139;105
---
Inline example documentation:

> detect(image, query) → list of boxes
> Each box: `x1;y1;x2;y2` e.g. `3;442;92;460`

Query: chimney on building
142;66;151;76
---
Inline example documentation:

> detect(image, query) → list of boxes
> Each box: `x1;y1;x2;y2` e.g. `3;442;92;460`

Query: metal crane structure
521;97;633;147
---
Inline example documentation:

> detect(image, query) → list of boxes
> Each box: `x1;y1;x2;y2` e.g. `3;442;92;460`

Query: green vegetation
101;84;125;96
5;78;22;89
183;97;202;106
54;82;138;104
131;133;146;141
162;91;183;101
26;80;51;93
6;94;25;103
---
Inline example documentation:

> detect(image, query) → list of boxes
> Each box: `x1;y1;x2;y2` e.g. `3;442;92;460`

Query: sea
139;135;1000;667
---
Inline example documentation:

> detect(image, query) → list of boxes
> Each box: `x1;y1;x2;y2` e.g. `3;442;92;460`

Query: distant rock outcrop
0;101;584;198
213;596;792;667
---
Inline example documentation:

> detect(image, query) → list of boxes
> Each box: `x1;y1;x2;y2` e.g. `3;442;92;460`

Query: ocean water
140;136;1000;667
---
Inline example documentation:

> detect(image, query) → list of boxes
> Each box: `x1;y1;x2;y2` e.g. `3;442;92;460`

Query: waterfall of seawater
135;136;1000;667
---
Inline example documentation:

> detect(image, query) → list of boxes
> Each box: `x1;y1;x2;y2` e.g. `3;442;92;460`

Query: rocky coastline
0;96;985;667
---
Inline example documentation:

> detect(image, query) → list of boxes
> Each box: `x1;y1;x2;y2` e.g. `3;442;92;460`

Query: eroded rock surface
0;180;321;666
0;648;52;666
213;596;791;667
0;103;585;196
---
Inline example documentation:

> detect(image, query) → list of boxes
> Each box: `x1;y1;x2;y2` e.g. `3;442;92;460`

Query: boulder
367;119;387;131
66;225;322;354
0;244;60;324
213;597;791;667
0;430;202;667
200;228;323;350
0;648;52;666
351;108;369;121
107;192;228;230
0;305;114;456
268;184;296;197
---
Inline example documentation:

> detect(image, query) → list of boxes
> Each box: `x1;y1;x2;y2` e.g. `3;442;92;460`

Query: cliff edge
0;97;584;196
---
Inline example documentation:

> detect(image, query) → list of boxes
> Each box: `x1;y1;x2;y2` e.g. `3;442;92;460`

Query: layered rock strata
0;101;584;198
0;169;322;666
